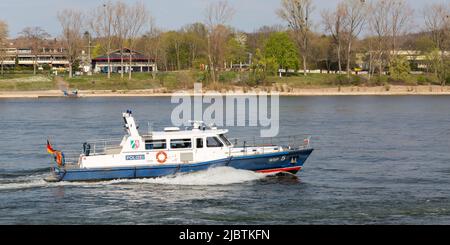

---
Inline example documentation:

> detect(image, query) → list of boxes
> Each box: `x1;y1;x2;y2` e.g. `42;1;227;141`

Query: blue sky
0;0;448;37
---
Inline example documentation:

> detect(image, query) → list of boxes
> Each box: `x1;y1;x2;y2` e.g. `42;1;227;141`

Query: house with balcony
0;40;69;70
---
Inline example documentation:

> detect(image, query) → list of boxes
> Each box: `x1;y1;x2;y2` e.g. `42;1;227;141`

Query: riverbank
1;85;450;98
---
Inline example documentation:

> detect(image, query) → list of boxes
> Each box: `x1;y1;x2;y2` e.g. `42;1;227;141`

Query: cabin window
196;138;204;148
207;137;224;148
170;139;192;149
145;140;167;150
219;134;232;146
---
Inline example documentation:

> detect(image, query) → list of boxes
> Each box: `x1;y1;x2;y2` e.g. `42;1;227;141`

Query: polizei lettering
179;229;214;243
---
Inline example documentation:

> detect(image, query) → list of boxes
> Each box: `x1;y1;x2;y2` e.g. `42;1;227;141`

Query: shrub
417;76;427;85
389;56;411;81
334;74;363;86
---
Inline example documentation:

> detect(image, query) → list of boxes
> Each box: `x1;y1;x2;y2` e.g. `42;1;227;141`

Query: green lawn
66;71;203;91
0;74;56;91
66;73;161;91
0;81;56;91
269;73;340;88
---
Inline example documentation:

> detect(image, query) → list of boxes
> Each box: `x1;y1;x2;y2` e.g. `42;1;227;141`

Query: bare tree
89;1;115;79
390;0;413;53
112;1;130;79
322;2;347;73
124;1;149;80
57;9;84;78
424;3;449;52
0;20;8;75
368;0;391;77
278;0;314;76
143;17;162;79
19;27;50;75
204;0;235;83
342;0;367;78
423;3;450;85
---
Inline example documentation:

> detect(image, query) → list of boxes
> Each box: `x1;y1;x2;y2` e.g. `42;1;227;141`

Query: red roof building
92;48;157;73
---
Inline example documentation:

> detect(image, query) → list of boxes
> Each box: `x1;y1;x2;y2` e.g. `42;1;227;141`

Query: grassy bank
0;75;55;91
0;71;445;92
67;73;160;91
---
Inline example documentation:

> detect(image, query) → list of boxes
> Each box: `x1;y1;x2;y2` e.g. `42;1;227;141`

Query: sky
0;0;448;38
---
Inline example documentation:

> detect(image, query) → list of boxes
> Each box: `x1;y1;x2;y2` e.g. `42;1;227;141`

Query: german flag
47;140;56;154
47;140;65;167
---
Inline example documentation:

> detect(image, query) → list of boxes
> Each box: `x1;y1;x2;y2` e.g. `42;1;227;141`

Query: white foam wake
112;167;268;186
0;167;268;190
0;179;49;191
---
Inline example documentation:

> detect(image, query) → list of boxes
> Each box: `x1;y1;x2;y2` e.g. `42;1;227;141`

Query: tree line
0;0;449;84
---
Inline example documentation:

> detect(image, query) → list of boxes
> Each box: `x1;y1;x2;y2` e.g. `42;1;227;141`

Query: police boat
44;111;314;182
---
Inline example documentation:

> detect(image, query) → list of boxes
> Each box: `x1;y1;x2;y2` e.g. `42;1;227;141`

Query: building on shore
91;48;157;74
356;50;450;73
0;39;69;70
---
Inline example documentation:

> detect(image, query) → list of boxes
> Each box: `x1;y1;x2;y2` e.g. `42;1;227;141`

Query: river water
0;96;449;224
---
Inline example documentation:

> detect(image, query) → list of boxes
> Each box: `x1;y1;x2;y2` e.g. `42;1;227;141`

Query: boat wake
0;174;49;191
0;167;271;191
113;167;269;186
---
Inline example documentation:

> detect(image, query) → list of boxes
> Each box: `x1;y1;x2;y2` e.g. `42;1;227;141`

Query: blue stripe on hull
228;149;313;172
53;149;313;182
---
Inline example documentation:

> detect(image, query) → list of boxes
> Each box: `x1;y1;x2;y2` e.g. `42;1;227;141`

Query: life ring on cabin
156;151;168;164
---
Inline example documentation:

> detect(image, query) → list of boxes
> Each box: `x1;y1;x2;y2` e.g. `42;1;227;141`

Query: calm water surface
0;96;450;224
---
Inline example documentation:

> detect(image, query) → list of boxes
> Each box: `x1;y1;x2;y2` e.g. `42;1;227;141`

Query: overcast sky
0;0;448;37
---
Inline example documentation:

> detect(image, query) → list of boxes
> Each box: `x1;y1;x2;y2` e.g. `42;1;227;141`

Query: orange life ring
156;151;168;164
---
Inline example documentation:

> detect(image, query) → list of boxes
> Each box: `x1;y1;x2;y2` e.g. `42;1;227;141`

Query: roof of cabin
143;129;229;139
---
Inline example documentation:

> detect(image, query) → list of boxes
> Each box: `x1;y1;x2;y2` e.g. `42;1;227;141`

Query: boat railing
228;135;312;156
83;138;124;156
61;150;83;165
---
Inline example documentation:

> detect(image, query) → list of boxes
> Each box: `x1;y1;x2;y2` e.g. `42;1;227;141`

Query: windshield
219;134;232;146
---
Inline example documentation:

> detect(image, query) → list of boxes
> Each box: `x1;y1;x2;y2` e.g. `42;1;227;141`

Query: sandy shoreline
1;85;450;99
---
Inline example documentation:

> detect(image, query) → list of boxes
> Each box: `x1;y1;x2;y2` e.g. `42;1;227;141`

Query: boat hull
46;149;313;182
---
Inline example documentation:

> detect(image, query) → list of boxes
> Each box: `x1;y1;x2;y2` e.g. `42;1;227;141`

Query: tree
19;27;50;75
322;2;347;73
342;0;367;78
423;3;450;85
142;17;162;78
163;31;186;71
204;0;235;83
112;1;129;79
309;34;333;73
0;20;9;75
123;1;149;80
89;1;115;79
278;0;314;76
248;25;285;56
253;48;278;77
368;0;391;77
225;32;248;69
57;9;84;78
263;32;299;76
389;55;410;81
182;23;208;69
390;0;413;53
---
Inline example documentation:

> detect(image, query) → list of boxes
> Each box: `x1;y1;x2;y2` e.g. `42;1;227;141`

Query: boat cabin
79;112;235;169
